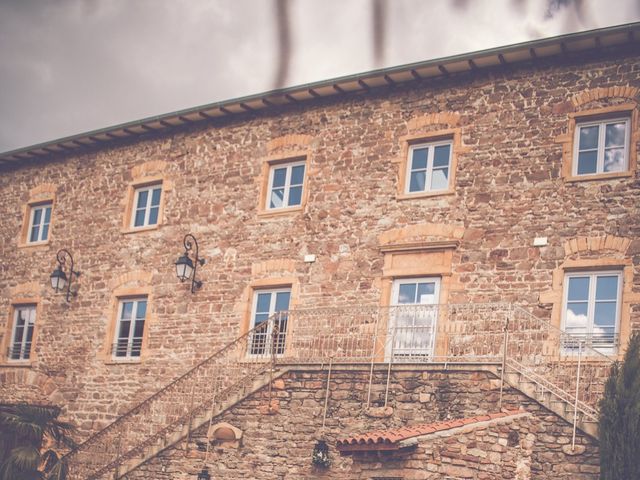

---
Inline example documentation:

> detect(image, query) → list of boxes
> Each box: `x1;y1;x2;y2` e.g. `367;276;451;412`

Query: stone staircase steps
502;370;598;439
110;367;290;479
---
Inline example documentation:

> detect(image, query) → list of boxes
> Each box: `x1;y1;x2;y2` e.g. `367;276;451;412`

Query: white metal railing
66;302;616;479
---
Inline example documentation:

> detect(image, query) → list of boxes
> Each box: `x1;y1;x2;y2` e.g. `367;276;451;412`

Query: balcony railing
65;303;617;480
6;343;32;361
111;337;143;358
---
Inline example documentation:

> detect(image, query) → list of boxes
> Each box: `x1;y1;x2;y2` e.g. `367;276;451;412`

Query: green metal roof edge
1;21;639;160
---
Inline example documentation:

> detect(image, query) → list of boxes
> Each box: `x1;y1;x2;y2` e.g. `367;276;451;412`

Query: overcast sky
0;0;638;153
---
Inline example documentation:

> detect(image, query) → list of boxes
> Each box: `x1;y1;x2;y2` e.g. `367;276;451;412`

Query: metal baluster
572;340;583;450
499;311;510;411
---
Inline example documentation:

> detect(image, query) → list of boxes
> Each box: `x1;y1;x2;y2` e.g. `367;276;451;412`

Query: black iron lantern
49;265;67;292
50;249;80;302
175;252;194;282
311;439;331;468
197;466;211;480
175;233;205;293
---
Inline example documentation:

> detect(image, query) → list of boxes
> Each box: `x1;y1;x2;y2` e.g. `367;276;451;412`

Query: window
131;184;162;228
9;305;36;361
405;140;452;194
562;271;621;352
27;203;52;243
113;298;147;359
574;118;630;176
249;288;290;355
267;161;305;210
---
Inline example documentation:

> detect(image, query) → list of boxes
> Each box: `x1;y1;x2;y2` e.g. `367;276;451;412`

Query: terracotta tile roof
336;410;521;453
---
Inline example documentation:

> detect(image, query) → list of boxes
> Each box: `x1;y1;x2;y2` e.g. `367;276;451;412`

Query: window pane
594;302;617;328
288;186;302;206
256;293;272;313
254;313;269;325
605;122;626;147
151;188;162;207
275;291;291;312
121;301;134;320
417;282;435;303
272;168;287;188
565;302;588;329
43;206;52;223
290;165;305;185
32;208;42;226
13;324;24;342
136;190;148;209
29;225;40;243
133;320;145;338
398;284;417;304
41;224;49;241
26;324;34;342
567;277;589;301
134;209;145;227
579;125;599;150
604;148;625;172
117;320;131;340
596;276;618;301
136;301;147;319
148;206;159;225
433;145;451;168
577;151;597;175
270;188;285;208
411;148;428;170
430;168;449;190
409;171;426;192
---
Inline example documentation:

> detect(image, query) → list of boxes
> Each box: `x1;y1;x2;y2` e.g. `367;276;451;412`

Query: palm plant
0;403;77;480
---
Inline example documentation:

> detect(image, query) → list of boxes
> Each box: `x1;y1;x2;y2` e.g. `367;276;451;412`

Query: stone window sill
564;171;633;183
396;189;455;200
18;240;51;249
104;358;142;366
121;224;162;235
1;360;33;368
257;206;304;219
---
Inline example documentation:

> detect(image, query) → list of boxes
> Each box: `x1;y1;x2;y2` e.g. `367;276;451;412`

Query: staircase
65;303;615;479
65;320;287;480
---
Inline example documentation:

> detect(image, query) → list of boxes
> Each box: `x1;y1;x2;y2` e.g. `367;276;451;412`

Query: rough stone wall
0;45;637;440
124;369;599;479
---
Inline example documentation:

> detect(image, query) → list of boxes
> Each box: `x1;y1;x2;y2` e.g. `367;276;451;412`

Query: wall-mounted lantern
175;233;205;293
196;466;211;480
50;249;80;302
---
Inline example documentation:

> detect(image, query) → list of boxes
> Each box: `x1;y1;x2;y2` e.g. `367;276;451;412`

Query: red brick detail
571;86;639;108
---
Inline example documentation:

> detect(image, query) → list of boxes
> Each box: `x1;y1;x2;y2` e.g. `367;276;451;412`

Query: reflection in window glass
267;161;306;209
407;141;452;193
575;119;629;176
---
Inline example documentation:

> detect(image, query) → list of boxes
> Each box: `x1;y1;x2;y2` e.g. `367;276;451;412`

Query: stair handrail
65;313;281;477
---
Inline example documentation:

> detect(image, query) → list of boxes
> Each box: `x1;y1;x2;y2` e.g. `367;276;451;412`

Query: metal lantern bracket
53;249;80;302
180;233;205;293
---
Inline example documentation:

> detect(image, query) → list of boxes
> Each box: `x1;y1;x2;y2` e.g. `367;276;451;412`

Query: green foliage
0;404;76;480
599;332;640;480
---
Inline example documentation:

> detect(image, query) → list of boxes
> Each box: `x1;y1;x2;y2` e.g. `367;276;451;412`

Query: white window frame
248;287;291;357
113;297;147;359
266;160;306;210
387;277;441;360
9;305;36;362
130;184;162;228
27;202;52;244
561;270;622;353
405;140;453;194
572;117;630;176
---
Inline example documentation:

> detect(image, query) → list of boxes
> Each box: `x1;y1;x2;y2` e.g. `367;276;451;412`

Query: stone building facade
0;24;639;479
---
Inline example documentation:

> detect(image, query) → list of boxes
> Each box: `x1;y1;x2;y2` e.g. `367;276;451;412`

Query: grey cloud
0;0;638;152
